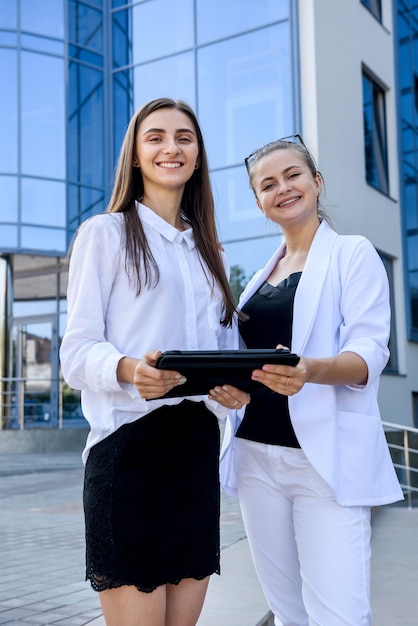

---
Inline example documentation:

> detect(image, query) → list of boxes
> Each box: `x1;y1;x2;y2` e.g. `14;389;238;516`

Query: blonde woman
213;136;403;626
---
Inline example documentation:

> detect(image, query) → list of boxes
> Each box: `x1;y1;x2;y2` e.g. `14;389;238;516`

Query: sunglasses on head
244;134;307;172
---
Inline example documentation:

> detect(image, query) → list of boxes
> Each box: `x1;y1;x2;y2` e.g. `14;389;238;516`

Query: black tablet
154;349;300;398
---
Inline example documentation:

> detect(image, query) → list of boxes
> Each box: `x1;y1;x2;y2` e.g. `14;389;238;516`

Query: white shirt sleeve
60;216;126;392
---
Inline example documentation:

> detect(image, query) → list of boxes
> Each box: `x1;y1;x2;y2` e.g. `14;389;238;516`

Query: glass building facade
395;0;418;341
0;0;298;267
0;0;298;428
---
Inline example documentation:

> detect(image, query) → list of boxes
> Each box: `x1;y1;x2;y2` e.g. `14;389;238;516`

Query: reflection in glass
211;166;269;241
196;0;289;44
0;176;18;222
113;69;133;162
21;226;66;252
69;45;103;67
68;63;104;187
68;184;105;227
21;178;66;227
198;24;294;169
21;52;65;179
396;0;418;337
362;72;389;194
134;52;195;111
68;0;103;52
131;0;194;64
0;225;17;248
0;49;18;173
113;9;132;68
20;0;64;39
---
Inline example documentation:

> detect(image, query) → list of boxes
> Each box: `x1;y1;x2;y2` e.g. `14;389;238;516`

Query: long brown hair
107;97;236;326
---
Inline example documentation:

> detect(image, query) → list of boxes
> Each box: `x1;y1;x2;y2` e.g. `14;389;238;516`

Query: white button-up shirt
60;202;230;463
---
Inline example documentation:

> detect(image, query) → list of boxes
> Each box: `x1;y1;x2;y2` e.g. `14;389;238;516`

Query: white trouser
235;438;372;626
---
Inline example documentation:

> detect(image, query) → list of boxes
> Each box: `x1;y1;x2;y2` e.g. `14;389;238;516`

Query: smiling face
134;107;200;196
250;147;322;229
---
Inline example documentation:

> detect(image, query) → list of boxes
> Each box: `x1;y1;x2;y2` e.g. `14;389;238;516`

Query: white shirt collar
136;201;196;251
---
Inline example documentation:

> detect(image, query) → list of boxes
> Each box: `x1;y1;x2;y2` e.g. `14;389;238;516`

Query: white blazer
220;220;403;506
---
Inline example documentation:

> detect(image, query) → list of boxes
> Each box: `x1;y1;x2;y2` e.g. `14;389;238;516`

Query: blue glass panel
68;184;105;224
68;63;104;187
112;0;125;7
0;176;18;222
21;52;65;179
0;30;17;45
133;52;195;111
198;24;294;169
405;184;418;230
131;0;194;64
113;69;133;162
0;49;18;173
68;0;103;52
408;236;418;271
398;42;412;91
21;34;64;55
21;178;66;227
223;236;281;281
20;0;64;39
112;9;131;68
0;0;17;28
397;10;410;39
211;166;266;241
21;226;66;252
197;0;289;44
69;44;103;67
0;224;17;248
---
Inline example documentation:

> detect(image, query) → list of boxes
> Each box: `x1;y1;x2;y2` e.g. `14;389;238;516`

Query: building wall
299;0;418;425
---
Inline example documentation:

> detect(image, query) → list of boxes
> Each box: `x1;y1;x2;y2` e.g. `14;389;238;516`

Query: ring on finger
286;377;290;386
231;399;238;406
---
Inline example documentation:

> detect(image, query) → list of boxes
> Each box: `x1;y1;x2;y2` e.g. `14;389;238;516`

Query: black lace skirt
83;400;221;593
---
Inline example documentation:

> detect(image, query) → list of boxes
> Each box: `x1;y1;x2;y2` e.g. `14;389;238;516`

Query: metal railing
0;376;85;430
382;421;418;509
1;376;417;507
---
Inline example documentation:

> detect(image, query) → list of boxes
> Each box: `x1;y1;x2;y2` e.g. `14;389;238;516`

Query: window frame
362;68;389;195
360;0;382;23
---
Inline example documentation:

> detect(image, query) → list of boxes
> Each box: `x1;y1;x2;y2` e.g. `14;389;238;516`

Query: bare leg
99;584;166;626
165;577;210;626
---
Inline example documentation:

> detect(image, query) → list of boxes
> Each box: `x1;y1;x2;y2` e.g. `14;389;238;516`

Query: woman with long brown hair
60;98;237;626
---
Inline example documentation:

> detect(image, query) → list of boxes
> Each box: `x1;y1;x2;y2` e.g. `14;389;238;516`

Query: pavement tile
2;452;418;626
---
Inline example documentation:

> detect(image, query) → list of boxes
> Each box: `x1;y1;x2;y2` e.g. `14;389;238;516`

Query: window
361;0;382;22
379;252;398;374
413;393;418;428
362;71;389;194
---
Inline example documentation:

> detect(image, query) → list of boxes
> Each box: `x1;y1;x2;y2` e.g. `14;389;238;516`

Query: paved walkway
0;452;417;625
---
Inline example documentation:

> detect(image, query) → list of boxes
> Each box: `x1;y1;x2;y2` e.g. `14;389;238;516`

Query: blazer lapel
292;221;339;353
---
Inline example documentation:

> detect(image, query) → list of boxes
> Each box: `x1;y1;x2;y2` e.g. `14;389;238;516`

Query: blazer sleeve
336;236;390;388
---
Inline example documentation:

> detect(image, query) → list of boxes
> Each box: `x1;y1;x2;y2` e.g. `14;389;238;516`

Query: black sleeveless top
236;272;301;447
